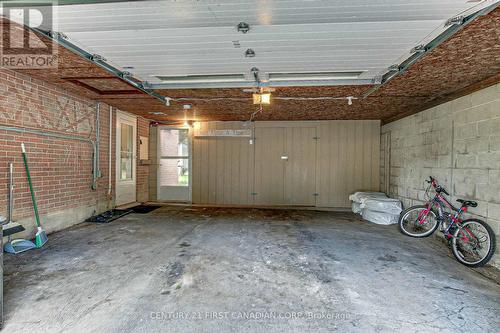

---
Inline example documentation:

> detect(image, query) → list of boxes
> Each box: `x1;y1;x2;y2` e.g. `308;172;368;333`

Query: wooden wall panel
254;127;286;205
191;120;380;207
284;127;317;205
192;121;254;205
317;120;380;208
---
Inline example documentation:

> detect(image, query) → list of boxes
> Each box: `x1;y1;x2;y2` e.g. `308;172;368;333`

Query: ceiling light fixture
253;92;271;105
120;71;132;78
245;49;256;58
445;15;465;26
183;104;192;110
149;111;166;115
90;54;106;62
49;31;68;39
410;44;427;53
237;22;250;33
347;96;357;105
268;71;363;81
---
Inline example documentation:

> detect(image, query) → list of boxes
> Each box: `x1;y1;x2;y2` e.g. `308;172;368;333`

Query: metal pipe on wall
0;125;98;190
96;102;100;174
108;106;113;199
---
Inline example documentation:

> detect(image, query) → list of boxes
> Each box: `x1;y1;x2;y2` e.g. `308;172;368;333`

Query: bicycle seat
457;199;478;207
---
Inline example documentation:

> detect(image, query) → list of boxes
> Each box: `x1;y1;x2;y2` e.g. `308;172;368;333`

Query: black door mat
129;205;162;214
85;209;132;223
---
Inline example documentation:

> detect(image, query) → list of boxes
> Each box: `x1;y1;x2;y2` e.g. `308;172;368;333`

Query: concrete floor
3;207;500;333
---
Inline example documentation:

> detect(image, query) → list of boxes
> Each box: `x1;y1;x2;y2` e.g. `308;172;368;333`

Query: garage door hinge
313;136;320;140
313;193;319;196
251;192;258;195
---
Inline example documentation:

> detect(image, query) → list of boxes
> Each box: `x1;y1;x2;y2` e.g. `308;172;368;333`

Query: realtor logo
0;1;57;68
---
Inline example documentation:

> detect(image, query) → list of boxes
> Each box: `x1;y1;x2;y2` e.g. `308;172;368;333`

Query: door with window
157;127;191;202
115;112;137;206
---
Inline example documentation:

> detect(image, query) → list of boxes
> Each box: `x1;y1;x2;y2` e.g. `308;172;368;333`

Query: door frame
115;110;137;206
381;131;391;194
156;125;193;203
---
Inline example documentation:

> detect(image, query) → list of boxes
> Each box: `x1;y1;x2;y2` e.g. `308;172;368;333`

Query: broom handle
21;143;41;228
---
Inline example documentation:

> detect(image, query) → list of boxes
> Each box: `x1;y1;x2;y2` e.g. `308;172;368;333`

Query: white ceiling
51;0;496;87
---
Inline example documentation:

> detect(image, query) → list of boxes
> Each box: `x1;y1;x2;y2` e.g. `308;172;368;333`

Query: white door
115;111;137;206
157;127;191;202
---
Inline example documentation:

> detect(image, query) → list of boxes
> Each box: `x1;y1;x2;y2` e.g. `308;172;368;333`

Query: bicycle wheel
451;219;496;267
399;205;439;238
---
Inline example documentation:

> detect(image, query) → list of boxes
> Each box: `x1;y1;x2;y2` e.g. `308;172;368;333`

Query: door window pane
160;129;188;157
120;124;133;180
159;158;189;186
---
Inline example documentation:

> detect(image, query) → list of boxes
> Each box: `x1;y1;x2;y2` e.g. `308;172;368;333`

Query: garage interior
1;1;499;332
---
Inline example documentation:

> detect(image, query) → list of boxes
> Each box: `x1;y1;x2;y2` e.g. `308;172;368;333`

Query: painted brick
478;118;500;137
476;184;500;204
455;154;477;169
382;83;500;268
490;136;500;152
0;68;136;236
489;170;500;184
453;169;489;185
455;123;478;139
488;203;500;222
477;152;500;169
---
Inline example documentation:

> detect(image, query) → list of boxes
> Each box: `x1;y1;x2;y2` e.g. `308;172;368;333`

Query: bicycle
399;176;495;267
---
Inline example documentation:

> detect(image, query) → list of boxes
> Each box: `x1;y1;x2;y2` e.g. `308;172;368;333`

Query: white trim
156;125;192;203
115;110;137;206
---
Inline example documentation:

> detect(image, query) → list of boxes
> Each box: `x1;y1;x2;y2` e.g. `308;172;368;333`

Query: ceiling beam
29;26;171;105
362;1;499;98
148;78;375;90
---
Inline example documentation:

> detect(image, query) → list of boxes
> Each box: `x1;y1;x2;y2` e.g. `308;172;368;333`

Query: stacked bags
349;192;402;225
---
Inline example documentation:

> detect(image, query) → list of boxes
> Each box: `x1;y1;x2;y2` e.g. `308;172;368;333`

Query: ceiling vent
268;71;363;81
155;74;246;83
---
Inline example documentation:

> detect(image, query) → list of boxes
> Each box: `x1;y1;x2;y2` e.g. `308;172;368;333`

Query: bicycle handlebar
426;176;449;195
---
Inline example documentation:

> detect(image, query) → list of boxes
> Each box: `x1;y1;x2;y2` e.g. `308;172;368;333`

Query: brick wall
0;68;115;236
381;83;500;268
136;117;150;202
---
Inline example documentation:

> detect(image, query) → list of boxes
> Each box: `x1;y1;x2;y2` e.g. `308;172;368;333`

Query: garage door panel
254;127;286;205
285;127;317;206
192;121;254;205
317;120;380;208
193;120;379;207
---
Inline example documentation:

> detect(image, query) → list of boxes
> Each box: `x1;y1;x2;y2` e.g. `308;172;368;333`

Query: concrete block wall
0;68;116;238
381;83;500;267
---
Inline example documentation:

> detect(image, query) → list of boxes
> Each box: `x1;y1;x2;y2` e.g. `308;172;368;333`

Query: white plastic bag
352;202;362;214
361;198;402;215
361;209;399;225
349;192;387;203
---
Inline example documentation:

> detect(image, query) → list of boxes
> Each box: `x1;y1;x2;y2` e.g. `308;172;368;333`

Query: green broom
21;143;48;248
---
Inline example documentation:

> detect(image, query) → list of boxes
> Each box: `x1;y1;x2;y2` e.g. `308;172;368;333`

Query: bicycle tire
451;219;496;267
399;205;439;238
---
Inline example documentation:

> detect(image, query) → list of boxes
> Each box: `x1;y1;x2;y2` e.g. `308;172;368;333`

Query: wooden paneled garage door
191;120;380;207
254;126;317;206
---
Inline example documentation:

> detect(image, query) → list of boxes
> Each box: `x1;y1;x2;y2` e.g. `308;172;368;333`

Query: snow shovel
21;143;48;248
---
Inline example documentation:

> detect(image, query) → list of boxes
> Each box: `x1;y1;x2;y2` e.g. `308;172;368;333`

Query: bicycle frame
418;193;476;242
